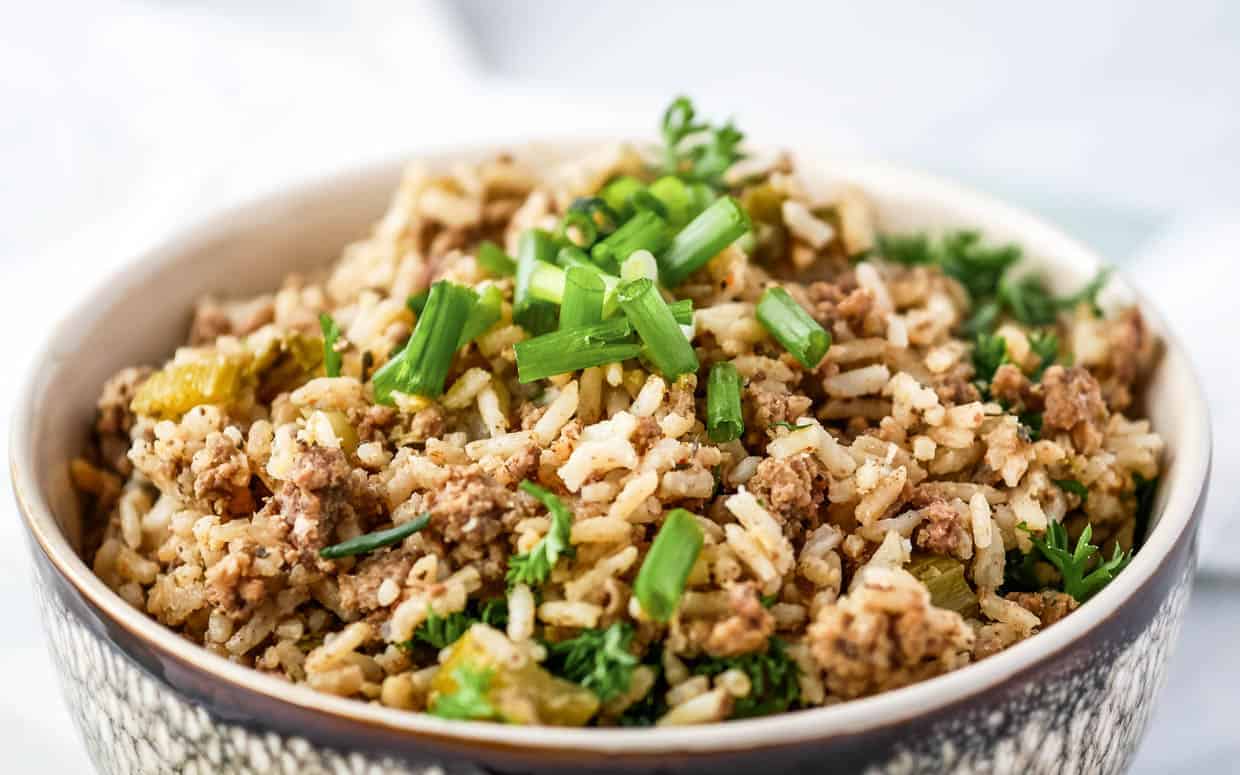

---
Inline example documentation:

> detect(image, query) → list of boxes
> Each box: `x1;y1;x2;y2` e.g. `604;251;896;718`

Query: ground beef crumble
745;452;828;536
1041;365;1109;453
1006;590;1078;627
808;568;974;699
270;445;383;567
702;582;776;658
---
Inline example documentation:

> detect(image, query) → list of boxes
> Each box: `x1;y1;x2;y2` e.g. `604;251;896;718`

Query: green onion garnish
707;362;744;442
373;280;475;402
513;299;694;383
557;245;622;317
634;508;704;621
456;284;503;349
616;278;699;379
514;229;561;335
319;312;342;378
528;261;567;304
600;176;644;219
648;175;694;227
477;240;516;277
514;320;644;383
319;513;430;559
407;290;429;315
592;211;671;272
755;286;832;368
658;196;749;287
560;267;605;330
620;250;659;284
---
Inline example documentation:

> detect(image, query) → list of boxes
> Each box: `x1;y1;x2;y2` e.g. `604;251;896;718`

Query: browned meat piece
912;499;972;559
204;551;268;617
668;373;698;419
96;366;152;436
744;380;814;431
1041;365;1109;453
745;452;828;536
338;549;416;615
630;416;663;454
1006;590;1078;627
703;583;775;658
989;363;1041;411
273;446;382;565
192;431;255;516
808;569;973;699
495;440;541;487
351;404;398;443
931;367;982;406
804;282;873;336
422;468;517;581
1097;308;1160;412
407;405;446;442
188;295;275;345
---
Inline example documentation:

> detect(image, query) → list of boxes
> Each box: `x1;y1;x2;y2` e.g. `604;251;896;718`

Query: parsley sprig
691;638;801;719
661;96;745;187
1020;520;1131;602
507;481;575;587
408;599;509;651
546;622;639;702
878;230;1109;334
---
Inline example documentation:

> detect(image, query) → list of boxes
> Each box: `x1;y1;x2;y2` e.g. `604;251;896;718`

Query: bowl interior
12;142;1210;753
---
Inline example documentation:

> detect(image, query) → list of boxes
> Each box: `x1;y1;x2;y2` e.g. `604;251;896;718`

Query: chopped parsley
691;638;801;719
545;622;639;702
877;229;1110;333
971;332;1008;397
1028;330;1059;380
1018;411;1043;440
401;598;510;652
429;664;500;721
1020;520;1131;603
506;481;575;587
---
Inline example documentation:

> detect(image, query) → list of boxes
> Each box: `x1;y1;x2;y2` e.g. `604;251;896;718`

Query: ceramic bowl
10;144;1211;775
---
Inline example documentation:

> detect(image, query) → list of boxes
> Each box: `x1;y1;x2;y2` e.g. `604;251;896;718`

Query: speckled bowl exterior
11;146;1212;775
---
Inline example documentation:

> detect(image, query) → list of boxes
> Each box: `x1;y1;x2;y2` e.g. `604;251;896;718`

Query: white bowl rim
10;142;1211;756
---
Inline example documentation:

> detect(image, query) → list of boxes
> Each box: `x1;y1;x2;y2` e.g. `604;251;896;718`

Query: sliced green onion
513;229;561;335
560;197;620;248
629;189;669;220
477;240;516;277
616;278;699;379
319;312;342;378
456;284;503;348
320;513;430;559
600;176;644;219
755;285;832;368
373;280;475;402
407;290;429;316
707;362;743;442
558;245;622;318
634;509;704;622
648;175;693;227
592;211;671;272
514;319;643;383
560;267;605;330
529;262;567;304
620;249;659;284
658;196;750;287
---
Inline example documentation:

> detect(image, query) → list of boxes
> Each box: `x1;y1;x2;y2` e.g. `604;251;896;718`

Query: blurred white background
2;1;1237;772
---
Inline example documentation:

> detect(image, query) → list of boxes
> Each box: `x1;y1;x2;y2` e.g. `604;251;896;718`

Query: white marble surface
2;2;1237;772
